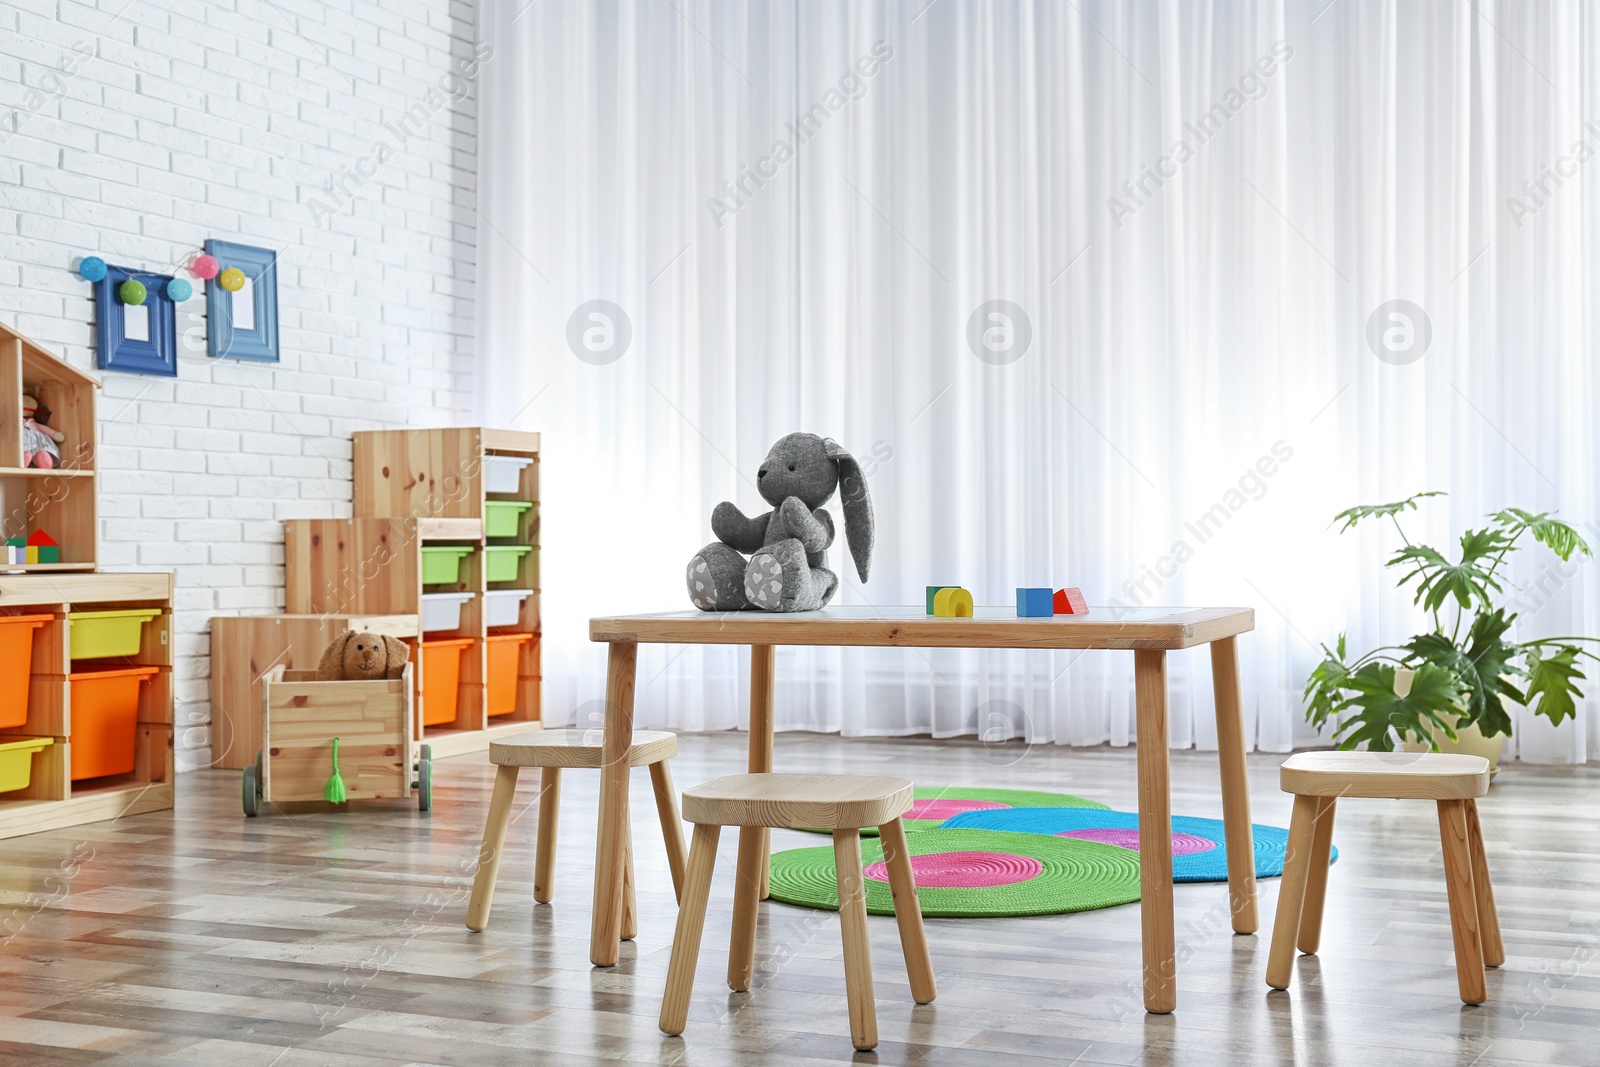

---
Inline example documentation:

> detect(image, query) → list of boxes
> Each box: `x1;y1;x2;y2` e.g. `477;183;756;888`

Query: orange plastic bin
418;638;474;727
485;633;534;717
69;665;159;780
0;614;52;730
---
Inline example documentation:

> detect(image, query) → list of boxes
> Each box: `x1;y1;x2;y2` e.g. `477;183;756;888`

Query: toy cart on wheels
242;664;431;815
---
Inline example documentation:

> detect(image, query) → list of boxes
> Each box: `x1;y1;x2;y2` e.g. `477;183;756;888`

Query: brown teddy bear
316;631;409;681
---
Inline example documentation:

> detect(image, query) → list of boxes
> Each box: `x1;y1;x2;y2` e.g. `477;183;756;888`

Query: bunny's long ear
823;438;873;583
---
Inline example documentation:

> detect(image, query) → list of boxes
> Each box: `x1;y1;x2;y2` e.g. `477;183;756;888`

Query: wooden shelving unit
272;428;541;761
0;321;100;571
0;572;175;841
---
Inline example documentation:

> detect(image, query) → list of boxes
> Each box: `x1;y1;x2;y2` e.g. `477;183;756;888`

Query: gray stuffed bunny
686;433;873;612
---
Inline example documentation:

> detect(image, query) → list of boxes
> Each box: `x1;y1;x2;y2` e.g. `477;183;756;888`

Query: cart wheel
255;748;263;784
417;756;432;812
417;744;432;768
242;765;259;817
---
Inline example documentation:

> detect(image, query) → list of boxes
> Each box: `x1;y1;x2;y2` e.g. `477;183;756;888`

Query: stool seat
1280;751;1489;799
682;773;913;829
489;728;678;769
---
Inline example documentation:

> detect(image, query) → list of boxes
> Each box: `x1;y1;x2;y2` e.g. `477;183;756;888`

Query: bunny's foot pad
687;544;751;611
744;551;788;609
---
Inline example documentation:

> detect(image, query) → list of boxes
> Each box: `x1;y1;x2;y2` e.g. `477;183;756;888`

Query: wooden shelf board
0;779;172;840
417;518;482;541
422;719;539;759
0;467;94;478
0;563;99;573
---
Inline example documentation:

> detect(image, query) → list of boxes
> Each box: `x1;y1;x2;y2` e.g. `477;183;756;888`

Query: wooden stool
1267;751;1502;1004
659;773;937;1051
465;729;688;934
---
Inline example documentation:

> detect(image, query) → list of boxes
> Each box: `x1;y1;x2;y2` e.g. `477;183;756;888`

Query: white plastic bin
483;588;534;628
420;591;475;632
484;455;534;494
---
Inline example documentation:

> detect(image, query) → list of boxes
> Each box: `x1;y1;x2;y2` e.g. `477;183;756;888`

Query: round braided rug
798;786;1109;837
765;828;1142;917
939;807;1332;882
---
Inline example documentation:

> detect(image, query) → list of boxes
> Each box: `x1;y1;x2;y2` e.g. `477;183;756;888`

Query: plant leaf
1331;490;1446;534
1388;527;1511;614
1491;508;1593;562
1303;638;1351;733
1329;661;1465;751
1524;646;1587;726
1405;611;1522;739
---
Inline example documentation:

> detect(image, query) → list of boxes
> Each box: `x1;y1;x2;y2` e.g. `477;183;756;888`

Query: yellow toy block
932;586;973;617
24;546;38;564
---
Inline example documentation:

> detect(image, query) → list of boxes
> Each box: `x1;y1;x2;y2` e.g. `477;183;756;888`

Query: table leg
589;640;637;967
748;644;776;900
1209;636;1258;934
1134;649;1176;1014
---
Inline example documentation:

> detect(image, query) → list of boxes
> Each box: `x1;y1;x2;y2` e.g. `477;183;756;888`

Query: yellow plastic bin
69;609;161;660
0;736;53;793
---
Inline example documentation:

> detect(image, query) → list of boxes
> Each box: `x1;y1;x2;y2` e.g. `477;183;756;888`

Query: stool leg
660;823;721;1037
622;813;638;941
834;828;878;1050
727;826;764;991
465;764;520;932
1296;797;1337;955
649;759;689;903
533;767;560;904
1266;793;1320;990
1465;800;1504;968
878;817;936;1004
1438;799;1487;1004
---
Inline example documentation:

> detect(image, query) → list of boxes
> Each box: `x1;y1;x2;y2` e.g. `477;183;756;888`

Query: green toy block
3;538;22;549
926;585;957;614
37;546;59;563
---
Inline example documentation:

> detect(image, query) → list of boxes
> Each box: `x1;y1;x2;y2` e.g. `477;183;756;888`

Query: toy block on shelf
1016;587;1053;617
1054;587;1089;615
925;585;957;614
4;539;22;565
932;587;973;618
27;530;59;564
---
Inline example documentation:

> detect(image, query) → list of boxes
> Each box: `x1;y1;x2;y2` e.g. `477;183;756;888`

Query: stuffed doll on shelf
21;393;65;469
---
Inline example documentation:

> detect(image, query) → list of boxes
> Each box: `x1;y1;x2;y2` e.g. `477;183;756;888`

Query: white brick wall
0;0;481;770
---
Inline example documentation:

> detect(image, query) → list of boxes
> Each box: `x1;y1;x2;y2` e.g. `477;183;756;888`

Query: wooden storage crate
244;664;429;815
209;612;418;771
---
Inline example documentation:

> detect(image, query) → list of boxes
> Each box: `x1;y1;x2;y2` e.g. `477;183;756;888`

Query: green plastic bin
421;545;474;584
68;609;162;660
483;500;534;538
484;545;533;583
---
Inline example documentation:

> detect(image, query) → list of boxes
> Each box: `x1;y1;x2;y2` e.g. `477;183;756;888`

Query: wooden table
587;605;1257;1013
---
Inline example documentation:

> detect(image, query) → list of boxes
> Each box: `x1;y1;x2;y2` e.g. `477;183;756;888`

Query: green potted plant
1304;491;1596;766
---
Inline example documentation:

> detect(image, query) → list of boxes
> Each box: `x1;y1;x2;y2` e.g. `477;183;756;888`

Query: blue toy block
1016;588;1054;617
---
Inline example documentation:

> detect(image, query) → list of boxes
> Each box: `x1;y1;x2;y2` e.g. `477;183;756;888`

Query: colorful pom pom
78;256;107;282
166;278;193;302
192;254;220;280
118;279;148;305
218;267;247;292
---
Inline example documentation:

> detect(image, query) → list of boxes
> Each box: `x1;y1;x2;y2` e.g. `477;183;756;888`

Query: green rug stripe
798;786;1109;837
766;828;1142;918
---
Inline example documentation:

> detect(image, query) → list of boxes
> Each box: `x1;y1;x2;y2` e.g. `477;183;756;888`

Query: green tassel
324;737;348;804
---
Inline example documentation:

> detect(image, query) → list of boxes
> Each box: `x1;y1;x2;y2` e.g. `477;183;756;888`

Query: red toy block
1054;587;1088;615
26;529;58;547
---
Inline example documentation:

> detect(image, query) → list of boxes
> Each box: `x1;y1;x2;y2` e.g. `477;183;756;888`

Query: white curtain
474;0;1600;762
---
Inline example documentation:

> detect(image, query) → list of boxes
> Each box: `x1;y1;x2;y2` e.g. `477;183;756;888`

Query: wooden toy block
27;529;58;546
1054;587;1089;615
925;586;957;614
38;546;59;563
26;532;59;564
932;587;973;618
3;545;21;565
1016;588;1053;617
24;546;38;564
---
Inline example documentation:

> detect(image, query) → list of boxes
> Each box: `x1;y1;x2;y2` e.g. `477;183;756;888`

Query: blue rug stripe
938;807;1336;882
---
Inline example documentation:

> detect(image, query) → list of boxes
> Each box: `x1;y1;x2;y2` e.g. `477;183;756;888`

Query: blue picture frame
205;239;280;362
94;264;177;377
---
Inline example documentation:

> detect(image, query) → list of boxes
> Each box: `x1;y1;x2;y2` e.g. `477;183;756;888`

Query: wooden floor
2;733;1596;1066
